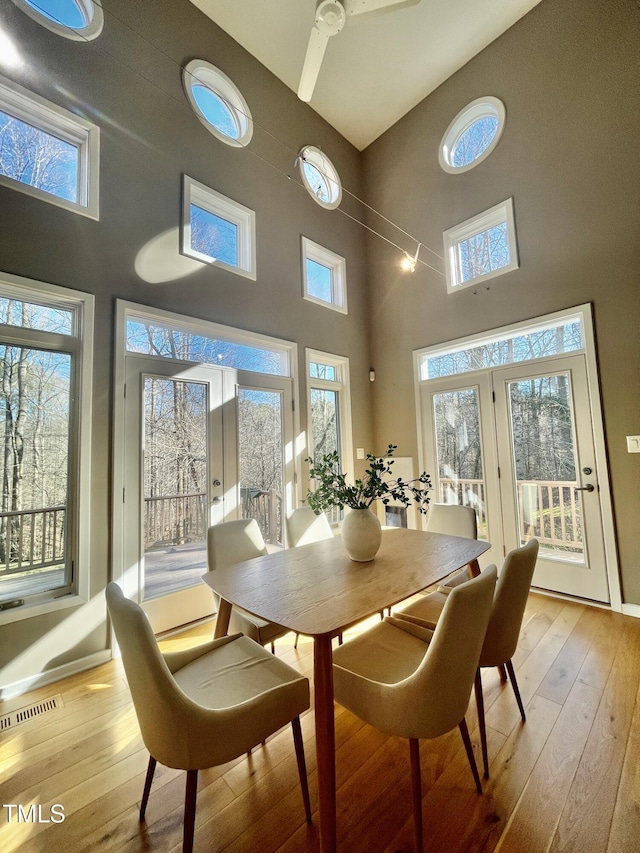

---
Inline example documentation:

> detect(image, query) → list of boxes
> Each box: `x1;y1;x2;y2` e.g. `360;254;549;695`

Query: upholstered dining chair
285;506;333;547
396;539;539;778
332;567;497;852
106;582;311;853
206;519;289;652
285;507;334;647
427;503;478;593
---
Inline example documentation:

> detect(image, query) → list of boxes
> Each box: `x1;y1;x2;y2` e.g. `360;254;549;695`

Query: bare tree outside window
0;110;78;202
0;299;72;596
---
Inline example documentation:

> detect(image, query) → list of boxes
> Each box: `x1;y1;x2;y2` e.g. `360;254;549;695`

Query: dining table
202;526;491;853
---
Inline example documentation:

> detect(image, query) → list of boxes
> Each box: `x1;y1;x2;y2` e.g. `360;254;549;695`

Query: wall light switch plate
356;448;365;459
627;435;640;453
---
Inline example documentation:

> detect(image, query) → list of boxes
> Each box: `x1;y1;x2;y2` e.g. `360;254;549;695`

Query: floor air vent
0;694;64;731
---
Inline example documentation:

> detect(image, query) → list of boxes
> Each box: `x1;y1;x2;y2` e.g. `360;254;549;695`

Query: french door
121;356;295;633
420;354;610;602
122;357;227;632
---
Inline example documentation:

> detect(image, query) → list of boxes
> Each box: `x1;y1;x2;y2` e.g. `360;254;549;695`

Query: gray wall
0;0;372;686
364;0;640;601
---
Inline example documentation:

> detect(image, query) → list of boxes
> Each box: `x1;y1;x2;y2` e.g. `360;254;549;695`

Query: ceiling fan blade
344;0;421;17
298;26;330;102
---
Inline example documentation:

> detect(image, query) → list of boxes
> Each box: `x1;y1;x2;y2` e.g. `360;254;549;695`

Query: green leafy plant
305;445;432;513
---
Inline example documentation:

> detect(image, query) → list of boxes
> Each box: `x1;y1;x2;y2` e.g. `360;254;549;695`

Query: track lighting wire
18;0;444;274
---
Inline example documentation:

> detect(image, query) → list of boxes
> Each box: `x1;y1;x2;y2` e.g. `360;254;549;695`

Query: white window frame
183;59;253;148
0;75;100;219
444;198;518;293
11;0;104;41
182;175;256;280
439;96;506;174
0;272;94;625
301;237;347;314
305;348;354;512
298;146;342;209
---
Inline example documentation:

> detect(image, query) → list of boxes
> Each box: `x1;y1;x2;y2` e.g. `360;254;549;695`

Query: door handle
574;484;595;493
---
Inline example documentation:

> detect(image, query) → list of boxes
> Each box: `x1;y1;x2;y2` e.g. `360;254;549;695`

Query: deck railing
438;477;583;551
144;492;208;550
143;488;283;551
0;506;66;575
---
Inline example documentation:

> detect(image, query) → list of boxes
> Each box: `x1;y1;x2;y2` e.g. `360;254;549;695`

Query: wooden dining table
202;526;491;853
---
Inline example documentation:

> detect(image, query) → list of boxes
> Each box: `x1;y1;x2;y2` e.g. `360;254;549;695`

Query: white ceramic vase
341;507;382;562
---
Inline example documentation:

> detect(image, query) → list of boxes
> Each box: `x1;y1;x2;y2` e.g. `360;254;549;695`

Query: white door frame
112;300;300;637
413;304;621;611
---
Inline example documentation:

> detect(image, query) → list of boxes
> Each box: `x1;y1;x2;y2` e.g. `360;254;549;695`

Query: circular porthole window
183;60;253;148
439;97;506;174
298;146;342;209
11;0;103;41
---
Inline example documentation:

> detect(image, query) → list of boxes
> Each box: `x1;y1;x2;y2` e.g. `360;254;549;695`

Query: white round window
12;0;103;40
298;146;342;209
183;60;253;148
439;97;506;174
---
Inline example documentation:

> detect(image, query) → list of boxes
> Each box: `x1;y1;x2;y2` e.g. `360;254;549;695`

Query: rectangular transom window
302;237;347;313
182;175;256;280
419;314;585;380
444;198;518;292
126;315;290;376
0;75;99;219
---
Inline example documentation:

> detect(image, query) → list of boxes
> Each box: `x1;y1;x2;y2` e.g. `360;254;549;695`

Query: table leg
314;634;337;853
213;597;232;639
469;558;481;578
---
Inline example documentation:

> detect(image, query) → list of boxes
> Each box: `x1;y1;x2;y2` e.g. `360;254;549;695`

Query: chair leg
459;718;482;794
294;632;299;649
498;663;508;682
409;738;423;853
139;755;157;821
506;659;526;722
183;769;198;853
292;716;312;823
270;641;275;654
474;668;489;779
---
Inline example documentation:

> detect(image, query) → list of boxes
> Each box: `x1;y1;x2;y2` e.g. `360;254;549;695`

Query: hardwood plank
487;602;584;738
607;675;640;853
535;604;604;704
2;595;640;853
548;617;640;853
495;679;602;853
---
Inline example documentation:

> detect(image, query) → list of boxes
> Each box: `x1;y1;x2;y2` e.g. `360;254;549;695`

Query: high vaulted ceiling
189;0;543;150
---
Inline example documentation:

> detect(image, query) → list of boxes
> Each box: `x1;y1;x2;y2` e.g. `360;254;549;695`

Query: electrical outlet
627;435;640;453
356;448;365;459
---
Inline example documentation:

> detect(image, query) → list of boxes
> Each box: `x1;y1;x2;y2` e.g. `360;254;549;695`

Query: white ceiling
189;0;543;150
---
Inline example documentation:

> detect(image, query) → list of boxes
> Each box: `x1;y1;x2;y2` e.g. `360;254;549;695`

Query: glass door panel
432;387;488;540
420;372;500;567
238;388;284;547
506;373;583;561
494;356;609;601
142;377;209;599
123;357;225;633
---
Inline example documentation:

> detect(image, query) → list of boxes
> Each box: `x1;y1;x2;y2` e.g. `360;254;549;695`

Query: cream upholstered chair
390;503;477;617
426;502;478;539
428;503;478;593
332;567;497;852
206;519;289;651
106;583;311;853
396;539;539;778
285;506;333;547
285;507;334;647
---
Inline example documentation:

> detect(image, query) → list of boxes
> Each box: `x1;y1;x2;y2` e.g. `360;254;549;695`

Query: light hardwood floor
1;592;640;852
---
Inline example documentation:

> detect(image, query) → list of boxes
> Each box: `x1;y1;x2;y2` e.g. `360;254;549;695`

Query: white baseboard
621;603;640;619
0;649;112;701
